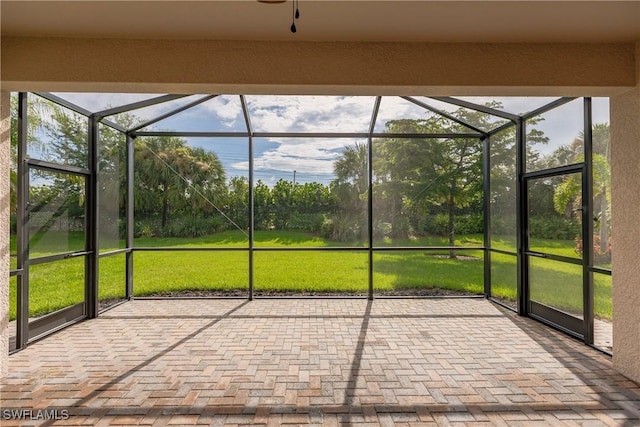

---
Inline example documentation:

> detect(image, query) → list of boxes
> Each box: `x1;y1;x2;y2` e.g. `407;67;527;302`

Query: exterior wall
1;38;636;96
0;91;10;377
611;43;640;382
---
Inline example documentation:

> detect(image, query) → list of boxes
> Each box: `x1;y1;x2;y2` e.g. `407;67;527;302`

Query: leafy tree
490;119;551;240
225;176;249;230
43;105;89;168
329;143;369;241
134;136;226;230
9;94;56;221
28;173;86;243
328;103;554;256
96;122;130;243
271;179;294;229
524;127;551;171
253;180;273;230
293;182;333;212
374;115;482;257
16;98;89;239
333;142;368;196
251;179;335;232
289;182;335;231
551;123;611;260
591;123;612;257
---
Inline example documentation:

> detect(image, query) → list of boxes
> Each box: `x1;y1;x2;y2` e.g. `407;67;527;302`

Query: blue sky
51;93;610;186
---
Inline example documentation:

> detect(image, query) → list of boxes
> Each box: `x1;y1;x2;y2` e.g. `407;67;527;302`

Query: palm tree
591;123;611;258
9;94;55;218
134;136;226;230
333;142;368;200
552;123;611;261
330;142;368;241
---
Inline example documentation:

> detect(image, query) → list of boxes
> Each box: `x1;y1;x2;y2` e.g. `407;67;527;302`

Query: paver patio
1;298;639;426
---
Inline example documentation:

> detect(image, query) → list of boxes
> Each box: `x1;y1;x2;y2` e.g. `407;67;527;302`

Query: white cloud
202;95;245;129
274;138;346;159
233;137;361;177
245;95;376;132
374;97;437;131
255;154;335;175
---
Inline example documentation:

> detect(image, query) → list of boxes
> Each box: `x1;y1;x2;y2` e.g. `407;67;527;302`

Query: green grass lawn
131;231;485;295
8;230;612;322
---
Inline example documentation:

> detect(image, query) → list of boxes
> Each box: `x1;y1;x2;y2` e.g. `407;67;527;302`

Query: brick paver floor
1;298;639;426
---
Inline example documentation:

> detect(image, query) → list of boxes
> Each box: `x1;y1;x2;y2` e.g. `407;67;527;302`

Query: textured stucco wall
0;38;636;96
0;91;10;377
611;44;640;383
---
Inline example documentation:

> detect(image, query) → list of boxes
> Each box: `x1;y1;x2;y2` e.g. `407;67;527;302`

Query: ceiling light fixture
258;0;300;33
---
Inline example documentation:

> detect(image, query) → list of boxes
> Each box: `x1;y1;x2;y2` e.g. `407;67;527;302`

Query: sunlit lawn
131;231;485;295
8;230;612;321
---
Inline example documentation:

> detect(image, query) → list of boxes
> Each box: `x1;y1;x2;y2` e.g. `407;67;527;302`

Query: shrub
134;216;226;238
321;214;364;242
575;235;612;264
373;221;392;239
529;215;580;240
134;221;156;238
394;217;413;238
169;216;225;238
491;216;516;236
421;213;484;236
455;214;484;235
289;212;324;232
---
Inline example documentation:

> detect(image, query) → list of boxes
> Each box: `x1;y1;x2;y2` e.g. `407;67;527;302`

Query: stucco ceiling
2;1;640;43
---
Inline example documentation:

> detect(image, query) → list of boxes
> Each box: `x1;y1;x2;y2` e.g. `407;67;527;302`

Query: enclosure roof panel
245;95;376;134
51;93;173;115
42;93;573;136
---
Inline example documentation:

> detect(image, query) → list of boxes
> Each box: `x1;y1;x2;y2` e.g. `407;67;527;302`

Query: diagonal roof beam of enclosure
521;97;577;121
96;118;128;133
34;92;127;132
486;96;573;137
128;94;220;133
401;96;486;136
430;96;520;122
92;94;190;119
240;95;253;135
487;120;517;137
35;92;93;116
369;96;382;135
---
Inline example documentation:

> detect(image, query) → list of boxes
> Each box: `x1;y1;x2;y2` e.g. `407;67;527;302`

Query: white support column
0;90;11;375
611;43;640;382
